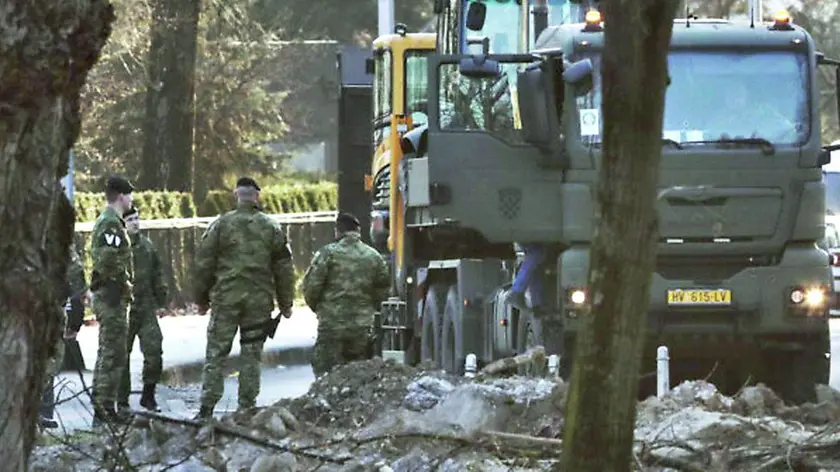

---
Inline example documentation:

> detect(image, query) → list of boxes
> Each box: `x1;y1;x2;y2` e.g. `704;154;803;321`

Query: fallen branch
133;410;350;464
477;346;547;378
642;453;707;472
388;430;562;458
636;440;709;472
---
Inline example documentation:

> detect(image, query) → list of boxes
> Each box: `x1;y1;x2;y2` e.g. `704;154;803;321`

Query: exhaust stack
748;0;763;26
378;0;395;37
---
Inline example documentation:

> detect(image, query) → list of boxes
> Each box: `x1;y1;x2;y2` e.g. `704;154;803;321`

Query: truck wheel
441;285;465;375
764;333;830;405
402;300;424;366
516;310;547;376
420;284;446;368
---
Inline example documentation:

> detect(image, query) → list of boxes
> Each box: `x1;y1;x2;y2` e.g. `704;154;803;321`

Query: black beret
236;176;261;191
105;176;134;194
336;212;360;230
124;205;138;218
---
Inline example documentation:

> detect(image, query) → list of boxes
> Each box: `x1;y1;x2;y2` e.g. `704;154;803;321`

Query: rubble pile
29;358;840;471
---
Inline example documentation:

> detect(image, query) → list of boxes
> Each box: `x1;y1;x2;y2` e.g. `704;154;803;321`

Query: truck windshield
437;60;527;144
405;50;431;127
465;0;585;54
574;50;810;147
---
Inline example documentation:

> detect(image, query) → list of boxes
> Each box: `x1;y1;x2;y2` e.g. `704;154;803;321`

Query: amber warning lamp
770;9;793;31
583;9;603;32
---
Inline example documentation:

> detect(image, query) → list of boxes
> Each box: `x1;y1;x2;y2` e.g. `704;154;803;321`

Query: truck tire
420;284;446;368
516;310;548;376
764;332;830;405
441;285;465;375
402;300;424;366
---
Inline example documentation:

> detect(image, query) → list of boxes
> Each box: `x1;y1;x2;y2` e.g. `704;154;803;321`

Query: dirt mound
279;357;455;429
28;358;840;471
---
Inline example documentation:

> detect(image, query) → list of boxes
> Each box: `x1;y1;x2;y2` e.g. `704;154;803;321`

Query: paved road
50;307;318;432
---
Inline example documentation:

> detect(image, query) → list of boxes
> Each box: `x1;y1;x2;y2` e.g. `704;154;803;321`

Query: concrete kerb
160;345;315;386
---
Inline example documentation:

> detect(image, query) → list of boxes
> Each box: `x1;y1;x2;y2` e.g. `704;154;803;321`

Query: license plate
667;289;732;306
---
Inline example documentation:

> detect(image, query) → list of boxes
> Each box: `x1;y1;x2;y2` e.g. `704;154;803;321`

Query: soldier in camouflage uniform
193;177;295;419
117;206;168;412
90;176;135;426
40;240;88;429
303;212;390;377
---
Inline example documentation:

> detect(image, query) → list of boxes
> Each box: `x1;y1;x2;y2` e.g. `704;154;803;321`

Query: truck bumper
559;244;832;337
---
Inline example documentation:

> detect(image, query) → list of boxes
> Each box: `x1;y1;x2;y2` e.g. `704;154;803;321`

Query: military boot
140;384;160;411
504;290;528;312
93;404;130;427
114;407;133;424
193;405;213;421
39;380;58;429
92;405;113;428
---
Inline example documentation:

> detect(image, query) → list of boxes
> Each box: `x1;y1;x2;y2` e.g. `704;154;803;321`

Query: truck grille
372;170;390;210
656;254;779;281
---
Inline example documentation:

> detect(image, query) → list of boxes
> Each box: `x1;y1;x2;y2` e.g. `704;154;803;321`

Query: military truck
371;0;840;403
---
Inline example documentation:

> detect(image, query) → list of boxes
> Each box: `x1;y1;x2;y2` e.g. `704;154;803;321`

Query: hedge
197;182;338;217
73;182;338;222
74;191;196;222
74;218;336;307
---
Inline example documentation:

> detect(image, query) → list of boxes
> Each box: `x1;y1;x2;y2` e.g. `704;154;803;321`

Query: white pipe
547;354;559;377
656;345;670;398
465;353;477;378
519;0;530;53
378;0;395;37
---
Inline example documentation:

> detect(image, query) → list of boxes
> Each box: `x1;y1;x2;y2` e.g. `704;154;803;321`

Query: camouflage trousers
41;306;67;420
45;305;68;380
311;326;373;377
199;297;274;411
117;306;163;405
92;296;129;408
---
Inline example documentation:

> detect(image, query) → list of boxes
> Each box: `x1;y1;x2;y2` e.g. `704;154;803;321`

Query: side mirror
365;57;375;75
819;149;832;166
820;143;840;166
466;2;487;31
563;58;594;97
817;52;840;145
459;56;501;78
401;124;429;156
517;62;566;164
563;58;593;84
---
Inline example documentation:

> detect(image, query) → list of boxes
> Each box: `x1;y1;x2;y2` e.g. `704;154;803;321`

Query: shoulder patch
102;230;123;248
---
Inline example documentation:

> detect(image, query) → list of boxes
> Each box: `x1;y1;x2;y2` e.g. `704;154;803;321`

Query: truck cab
379;3;840;403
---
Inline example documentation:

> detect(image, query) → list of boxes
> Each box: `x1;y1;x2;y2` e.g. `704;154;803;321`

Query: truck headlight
804;288;826;307
570;289;586;305
788;285;829;315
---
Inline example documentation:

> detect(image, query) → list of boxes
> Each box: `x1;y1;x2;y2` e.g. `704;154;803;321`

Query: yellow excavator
365;28;436;279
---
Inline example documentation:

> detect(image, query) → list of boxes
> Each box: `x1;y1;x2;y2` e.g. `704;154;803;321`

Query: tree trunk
140;0;201;193
561;1;678;471
0;1;113;468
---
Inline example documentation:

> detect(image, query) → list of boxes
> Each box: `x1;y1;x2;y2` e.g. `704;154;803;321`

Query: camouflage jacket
90;206;134;302
302;231;390;330
130;233;168;309
193;201;295;309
